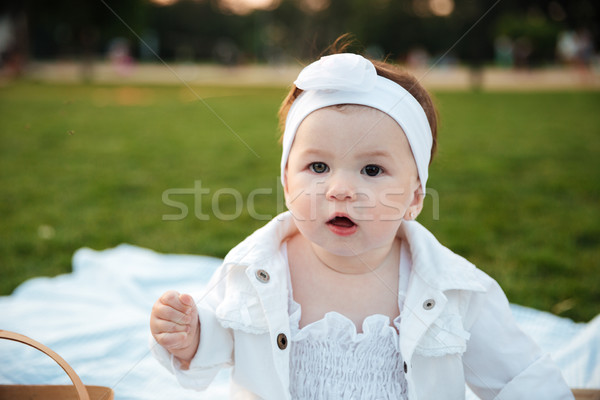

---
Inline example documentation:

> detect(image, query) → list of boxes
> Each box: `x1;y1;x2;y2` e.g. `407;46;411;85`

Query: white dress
285;242;411;400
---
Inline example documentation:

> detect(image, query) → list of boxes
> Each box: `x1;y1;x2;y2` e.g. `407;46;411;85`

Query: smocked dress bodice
285;242;411;400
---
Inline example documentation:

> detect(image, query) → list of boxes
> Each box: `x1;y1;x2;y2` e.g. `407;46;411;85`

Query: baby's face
284;105;422;257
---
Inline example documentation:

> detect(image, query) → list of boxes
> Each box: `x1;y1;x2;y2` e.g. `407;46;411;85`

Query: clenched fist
150;290;200;370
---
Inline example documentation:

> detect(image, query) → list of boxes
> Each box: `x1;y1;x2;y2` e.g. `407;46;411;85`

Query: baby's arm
150;290;200;370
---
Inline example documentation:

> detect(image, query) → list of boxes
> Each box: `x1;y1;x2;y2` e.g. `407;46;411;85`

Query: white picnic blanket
0;244;598;399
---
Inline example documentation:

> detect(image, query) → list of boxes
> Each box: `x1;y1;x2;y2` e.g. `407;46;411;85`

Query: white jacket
152;212;573;399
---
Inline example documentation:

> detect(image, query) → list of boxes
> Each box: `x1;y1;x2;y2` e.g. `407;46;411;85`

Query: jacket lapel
400;275;447;365
215;213;297;395
215;212;297;332
399;220;488;365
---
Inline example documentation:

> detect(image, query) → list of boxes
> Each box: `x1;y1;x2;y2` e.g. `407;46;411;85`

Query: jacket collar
225;211;486;294
223;212;298;268
215;213;297;334
400;221;487;293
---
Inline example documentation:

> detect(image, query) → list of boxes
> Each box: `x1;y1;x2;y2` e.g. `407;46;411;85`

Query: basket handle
0;330;91;400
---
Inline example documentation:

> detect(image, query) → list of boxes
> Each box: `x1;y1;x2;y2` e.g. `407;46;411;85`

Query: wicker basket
0;330;114;400
574;389;600;400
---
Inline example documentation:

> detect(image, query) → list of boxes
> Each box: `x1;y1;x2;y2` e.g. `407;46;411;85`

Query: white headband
281;53;433;194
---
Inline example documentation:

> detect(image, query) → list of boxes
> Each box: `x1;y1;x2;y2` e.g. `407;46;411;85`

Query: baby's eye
309;162;329;174
362;165;383;177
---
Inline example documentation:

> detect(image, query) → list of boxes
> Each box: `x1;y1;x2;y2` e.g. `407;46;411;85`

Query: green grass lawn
1;82;598;322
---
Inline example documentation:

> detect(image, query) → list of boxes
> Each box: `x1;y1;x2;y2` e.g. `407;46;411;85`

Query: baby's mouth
327;216;356;228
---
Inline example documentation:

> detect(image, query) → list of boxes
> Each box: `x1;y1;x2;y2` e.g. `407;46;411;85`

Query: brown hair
278;35;438;163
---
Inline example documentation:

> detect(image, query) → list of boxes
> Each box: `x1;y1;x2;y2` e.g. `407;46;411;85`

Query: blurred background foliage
1;0;598;67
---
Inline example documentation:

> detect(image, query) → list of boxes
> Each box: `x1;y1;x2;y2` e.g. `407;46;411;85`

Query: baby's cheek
378;192;410;221
286;190;313;220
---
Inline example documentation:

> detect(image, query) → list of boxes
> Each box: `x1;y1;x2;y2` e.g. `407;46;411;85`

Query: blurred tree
491;0;598;66
494;12;561;66
5;0;598;64
18;0;148;60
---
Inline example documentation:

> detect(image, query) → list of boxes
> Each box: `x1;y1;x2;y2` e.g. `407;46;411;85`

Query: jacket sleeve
150;269;234;390
462;276;574;400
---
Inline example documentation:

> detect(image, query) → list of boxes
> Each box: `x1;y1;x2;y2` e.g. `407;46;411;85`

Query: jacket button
255;269;270;283
403;361;408;373
423;299;435;310
277;333;287;350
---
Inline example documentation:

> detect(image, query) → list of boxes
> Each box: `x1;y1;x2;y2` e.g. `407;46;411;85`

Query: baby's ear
282;168;291;210
405;182;425;219
282;168;289;195
412;181;424;203
409;182;425;216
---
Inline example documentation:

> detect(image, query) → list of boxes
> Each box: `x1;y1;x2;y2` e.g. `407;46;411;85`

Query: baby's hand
150;290;200;370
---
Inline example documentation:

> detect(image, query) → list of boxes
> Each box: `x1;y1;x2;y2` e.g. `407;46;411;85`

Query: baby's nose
326;174;357;201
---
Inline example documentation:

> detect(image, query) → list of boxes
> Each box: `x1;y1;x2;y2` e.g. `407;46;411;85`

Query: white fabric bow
294;53;377;92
